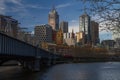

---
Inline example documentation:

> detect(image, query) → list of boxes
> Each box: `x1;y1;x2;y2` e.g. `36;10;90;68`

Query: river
0;62;120;80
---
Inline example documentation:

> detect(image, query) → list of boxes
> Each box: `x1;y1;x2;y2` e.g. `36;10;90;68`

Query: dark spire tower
48;6;59;31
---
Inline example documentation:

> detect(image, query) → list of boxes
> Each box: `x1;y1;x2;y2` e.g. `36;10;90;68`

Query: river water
0;62;120;80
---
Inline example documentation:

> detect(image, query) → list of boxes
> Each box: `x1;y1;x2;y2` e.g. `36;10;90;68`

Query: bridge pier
33;57;41;71
47;57;52;66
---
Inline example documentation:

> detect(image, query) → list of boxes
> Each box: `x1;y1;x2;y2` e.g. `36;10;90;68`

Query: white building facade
63;32;76;46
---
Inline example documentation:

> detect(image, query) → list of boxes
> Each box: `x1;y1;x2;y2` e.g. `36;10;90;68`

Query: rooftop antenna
52;4;56;11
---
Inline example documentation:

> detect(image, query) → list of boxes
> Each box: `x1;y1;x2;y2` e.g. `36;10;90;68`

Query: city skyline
0;0;112;41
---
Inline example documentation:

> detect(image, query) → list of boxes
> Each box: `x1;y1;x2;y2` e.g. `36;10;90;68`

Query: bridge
0;32;65;71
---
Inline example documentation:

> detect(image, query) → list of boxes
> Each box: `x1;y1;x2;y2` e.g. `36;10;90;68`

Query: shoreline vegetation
61;46;120;63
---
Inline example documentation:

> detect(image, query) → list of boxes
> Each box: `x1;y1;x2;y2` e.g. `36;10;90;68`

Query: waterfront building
52;30;57;43
91;21;100;45
48;6;59;31
63;30;76;46
60;21;68;33
0;15;18;38
79;13;91;44
56;28;63;45
76;31;84;45
101;40;115;49
34;24;52;44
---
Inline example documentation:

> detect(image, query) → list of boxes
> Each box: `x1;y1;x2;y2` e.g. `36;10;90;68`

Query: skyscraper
48;6;59;31
91;21;99;45
79;13;91;44
60;21;68;33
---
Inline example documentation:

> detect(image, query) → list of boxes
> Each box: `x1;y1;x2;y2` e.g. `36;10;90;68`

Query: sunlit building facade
48;7;59;31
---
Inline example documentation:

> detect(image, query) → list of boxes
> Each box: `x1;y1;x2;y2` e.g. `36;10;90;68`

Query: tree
78;0;120;33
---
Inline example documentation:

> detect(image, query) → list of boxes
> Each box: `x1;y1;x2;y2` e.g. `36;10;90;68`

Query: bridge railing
0;32;61;59
0;33;36;57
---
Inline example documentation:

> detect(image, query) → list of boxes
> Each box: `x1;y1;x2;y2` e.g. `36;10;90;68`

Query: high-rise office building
0;15;18;38
60;21;68;33
79;13;91;44
91;21;99;45
48;6;59;31
34;24;52;44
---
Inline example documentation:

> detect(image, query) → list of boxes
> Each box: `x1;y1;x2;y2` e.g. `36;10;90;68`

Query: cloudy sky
0;0;112;41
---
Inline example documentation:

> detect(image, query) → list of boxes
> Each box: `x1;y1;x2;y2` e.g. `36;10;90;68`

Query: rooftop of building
35;24;52;28
80;12;90;17
49;6;58;15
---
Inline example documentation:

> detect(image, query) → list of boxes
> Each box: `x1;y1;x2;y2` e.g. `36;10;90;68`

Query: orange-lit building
56;28;63;45
52;30;57;43
76;31;84;44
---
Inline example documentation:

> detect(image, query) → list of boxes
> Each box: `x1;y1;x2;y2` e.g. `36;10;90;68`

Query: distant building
52;30;57;43
34;24;52;44
91;21;99;45
101;40;115;49
60;21;68;33
17;30;27;42
0;15;18;38
114;38;120;48
76;31;84;44
41;42;73;56
63;30;76;46
48;6;59;31
79;13;91;44
56;28;63;45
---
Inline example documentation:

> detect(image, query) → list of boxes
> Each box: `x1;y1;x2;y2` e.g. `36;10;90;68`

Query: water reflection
0;62;120;80
43;62;120;80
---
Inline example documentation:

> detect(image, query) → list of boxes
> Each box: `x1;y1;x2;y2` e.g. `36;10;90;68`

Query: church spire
51;5;56;12
72;28;74;33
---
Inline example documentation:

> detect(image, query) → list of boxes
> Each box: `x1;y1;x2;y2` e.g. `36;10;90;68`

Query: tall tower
91;21;99;45
60;21;68;33
48;6;59;31
79;13;91;44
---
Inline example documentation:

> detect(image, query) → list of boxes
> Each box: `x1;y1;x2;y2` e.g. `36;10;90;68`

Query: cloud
0;0;6;14
0;0;51;15
0;0;25;14
7;0;22;6
25;4;50;9
56;3;72;9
